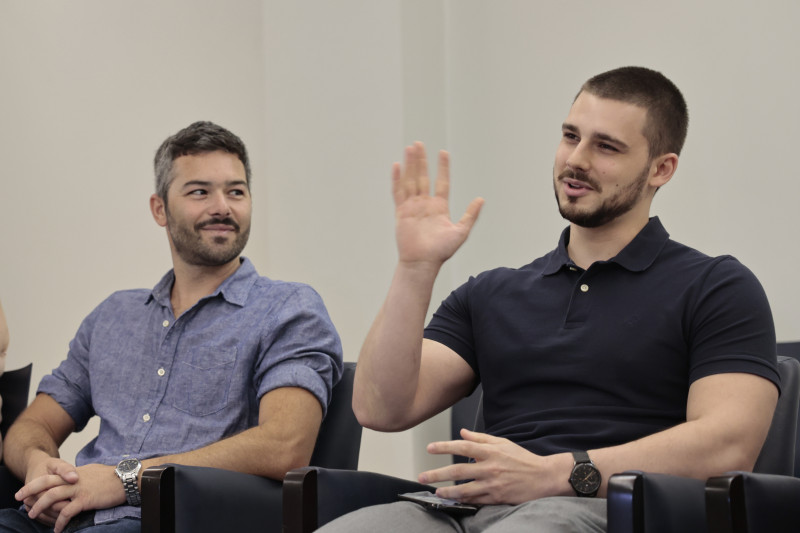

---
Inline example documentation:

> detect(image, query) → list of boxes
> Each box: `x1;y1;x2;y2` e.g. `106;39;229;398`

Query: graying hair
154;121;251;202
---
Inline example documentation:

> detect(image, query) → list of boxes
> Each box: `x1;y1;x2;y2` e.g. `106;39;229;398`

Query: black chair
703;340;800;533
140;361;361;533
0;363;33;509
282;383;484;533
607;354;800;533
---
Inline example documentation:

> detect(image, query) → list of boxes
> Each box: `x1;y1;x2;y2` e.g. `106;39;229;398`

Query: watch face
571;463;601;494
118;459;139;473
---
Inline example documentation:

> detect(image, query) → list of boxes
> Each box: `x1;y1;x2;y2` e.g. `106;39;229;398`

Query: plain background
1;0;797;480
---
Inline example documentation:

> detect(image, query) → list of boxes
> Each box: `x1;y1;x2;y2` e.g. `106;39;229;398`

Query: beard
166;208;250;267
554;164;650;228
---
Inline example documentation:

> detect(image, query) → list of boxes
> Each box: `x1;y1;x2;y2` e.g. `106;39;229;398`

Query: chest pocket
167;347;237;416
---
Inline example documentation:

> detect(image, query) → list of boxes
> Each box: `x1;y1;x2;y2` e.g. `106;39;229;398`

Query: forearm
5;419;63;481
141;386;322;482
353;260;441;429
589;418;766;497
141;425;305;481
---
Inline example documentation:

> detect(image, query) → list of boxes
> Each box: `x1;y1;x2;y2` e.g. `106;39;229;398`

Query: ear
150;194;167;227
648;153;679;189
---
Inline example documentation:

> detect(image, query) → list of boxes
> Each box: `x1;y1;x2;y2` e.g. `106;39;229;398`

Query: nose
565;141;590;172
208;190;232;218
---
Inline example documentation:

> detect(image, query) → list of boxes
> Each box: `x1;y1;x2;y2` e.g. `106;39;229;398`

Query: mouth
557;169;598;198
562;178;593;191
196;218;240;236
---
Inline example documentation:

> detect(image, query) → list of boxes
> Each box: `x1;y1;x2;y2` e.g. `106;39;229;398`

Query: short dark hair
153;121;251;201
578;66;689;158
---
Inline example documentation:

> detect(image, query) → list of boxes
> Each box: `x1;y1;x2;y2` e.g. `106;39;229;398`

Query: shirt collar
148;257;258;308
542;217;670;275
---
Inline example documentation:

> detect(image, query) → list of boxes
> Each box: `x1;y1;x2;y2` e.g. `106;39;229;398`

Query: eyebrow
562;122;630;151
181;179;249;190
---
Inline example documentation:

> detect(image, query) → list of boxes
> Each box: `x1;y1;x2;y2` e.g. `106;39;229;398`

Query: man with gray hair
0;121;343;533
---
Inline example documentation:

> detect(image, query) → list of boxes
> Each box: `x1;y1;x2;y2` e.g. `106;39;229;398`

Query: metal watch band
121;472;141;506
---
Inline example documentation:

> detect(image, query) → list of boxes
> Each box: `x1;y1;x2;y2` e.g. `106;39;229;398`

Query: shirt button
162;320;169;328
157;368;166;377
580;284;589;293
142;414;151;422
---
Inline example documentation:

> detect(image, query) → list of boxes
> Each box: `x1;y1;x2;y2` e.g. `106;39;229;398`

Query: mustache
557;168;600;191
195;217;240;232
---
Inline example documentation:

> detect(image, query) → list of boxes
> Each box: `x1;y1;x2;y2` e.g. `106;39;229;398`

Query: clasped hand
16;456;125;533
418;428;563;505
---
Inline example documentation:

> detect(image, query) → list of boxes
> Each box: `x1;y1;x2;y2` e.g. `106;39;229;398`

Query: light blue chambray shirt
38;257;343;523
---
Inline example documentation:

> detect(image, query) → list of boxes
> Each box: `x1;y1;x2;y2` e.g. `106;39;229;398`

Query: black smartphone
398;491;479;516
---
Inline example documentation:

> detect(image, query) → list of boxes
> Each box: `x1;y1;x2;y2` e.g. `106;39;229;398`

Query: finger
433;150;450;199
427;429;490;459
435;480;491;503
401;144;419;199
459;427;497;443
418;462;476;485
391;162;405;205
48;462;79;484
27;485;72;520
415;142;431;197
54;501;83;533
456;197;484;233
17;474;70;501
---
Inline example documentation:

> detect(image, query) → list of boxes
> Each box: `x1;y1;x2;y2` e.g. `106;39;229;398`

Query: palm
393;142;483;266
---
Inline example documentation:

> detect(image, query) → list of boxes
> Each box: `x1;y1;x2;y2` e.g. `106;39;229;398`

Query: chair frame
140;361;360;533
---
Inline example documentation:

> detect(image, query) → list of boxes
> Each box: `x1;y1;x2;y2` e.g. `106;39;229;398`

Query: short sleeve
253;284;343;417
687;257;779;391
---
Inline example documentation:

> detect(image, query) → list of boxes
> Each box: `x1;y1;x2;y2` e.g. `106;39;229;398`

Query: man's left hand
418;428;570;505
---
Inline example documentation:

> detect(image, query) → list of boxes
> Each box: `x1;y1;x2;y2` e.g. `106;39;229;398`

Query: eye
188;189;207;196
562;131;579;143
229;188;247;197
598;143;620;153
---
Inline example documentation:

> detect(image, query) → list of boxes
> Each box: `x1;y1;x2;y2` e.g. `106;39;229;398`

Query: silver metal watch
114;457;142;506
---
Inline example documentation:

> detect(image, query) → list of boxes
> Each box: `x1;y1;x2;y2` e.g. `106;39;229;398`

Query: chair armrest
706;471;800;533
607;471;706;533
0;465;23;509
283;466;434;533
141;464;282;533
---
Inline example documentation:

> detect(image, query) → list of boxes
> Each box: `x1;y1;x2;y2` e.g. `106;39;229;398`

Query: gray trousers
316;497;607;533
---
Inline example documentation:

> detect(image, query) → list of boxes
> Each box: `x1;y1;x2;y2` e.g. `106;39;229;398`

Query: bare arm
421;372;778;504
353;142;483;431
139;385;321;479
5;394;77;482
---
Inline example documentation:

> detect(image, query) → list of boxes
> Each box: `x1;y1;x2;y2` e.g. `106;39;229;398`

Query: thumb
457;197;485;233
49;461;79;484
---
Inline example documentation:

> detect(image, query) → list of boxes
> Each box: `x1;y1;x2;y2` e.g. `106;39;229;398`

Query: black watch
569;451;601;497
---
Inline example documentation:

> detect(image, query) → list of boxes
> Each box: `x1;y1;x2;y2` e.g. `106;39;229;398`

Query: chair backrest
451;383;484;464
753;355;800;476
308;362;361;470
774;342;800;477
0;363;32;438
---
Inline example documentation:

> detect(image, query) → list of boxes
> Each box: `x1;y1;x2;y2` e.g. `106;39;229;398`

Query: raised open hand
392;142;483;267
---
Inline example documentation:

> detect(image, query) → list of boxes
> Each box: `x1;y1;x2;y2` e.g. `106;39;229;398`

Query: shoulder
456;256;551;293
247;277;333;319
76;288;153;329
659;240;762;287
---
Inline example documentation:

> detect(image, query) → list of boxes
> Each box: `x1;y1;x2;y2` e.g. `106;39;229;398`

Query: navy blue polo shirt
424;217;779;456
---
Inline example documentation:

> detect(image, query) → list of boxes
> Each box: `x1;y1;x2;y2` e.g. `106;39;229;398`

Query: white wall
0;0;797;480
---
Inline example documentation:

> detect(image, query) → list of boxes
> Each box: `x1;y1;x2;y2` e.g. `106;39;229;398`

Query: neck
169;256;241;318
566;212;650;270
